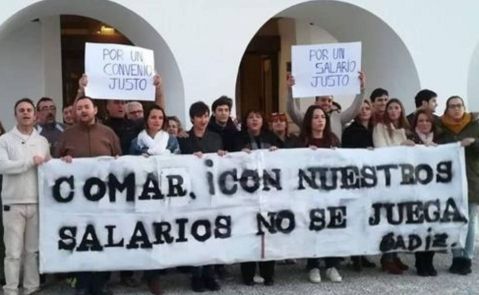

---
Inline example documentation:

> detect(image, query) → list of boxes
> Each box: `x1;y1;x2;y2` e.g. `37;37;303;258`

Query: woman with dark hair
408;109;438;276
240;110;281;151
299;105;342;283
239;109;278;286
342;100;374;148
130;106;179;294
373;98;413;275
269;112;298;148
437;96;479;276
130;105;179;155
341;100;376;271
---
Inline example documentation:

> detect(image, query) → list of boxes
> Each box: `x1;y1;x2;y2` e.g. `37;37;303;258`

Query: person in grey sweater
286;72;365;142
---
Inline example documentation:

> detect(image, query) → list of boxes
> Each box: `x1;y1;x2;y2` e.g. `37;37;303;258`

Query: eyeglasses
270;112;287;122
448;104;464;109
39;106;56;112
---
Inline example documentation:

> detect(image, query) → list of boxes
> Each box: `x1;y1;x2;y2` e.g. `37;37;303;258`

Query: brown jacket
55;122;121;158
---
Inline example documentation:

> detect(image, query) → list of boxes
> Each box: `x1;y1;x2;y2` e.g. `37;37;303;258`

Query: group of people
0;71;478;295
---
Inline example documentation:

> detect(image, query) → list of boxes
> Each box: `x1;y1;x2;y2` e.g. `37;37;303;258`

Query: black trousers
240;261;275;282
76;272;109;295
191;265;214;279
306;257;340;269
415;251;435;268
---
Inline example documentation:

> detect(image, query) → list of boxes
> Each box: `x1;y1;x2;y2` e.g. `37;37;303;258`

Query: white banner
39;144;468;273
292;42;362;98
85;43;155;101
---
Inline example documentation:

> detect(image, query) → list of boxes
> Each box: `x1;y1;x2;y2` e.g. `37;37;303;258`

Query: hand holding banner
85;43;156;101
292;42;362;98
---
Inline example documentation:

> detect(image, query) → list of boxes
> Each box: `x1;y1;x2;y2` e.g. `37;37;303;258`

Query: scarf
441;113;471;134
415;128;434;145
137;129;171;155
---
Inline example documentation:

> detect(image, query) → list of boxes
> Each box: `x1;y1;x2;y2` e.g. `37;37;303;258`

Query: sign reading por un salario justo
38;143;468;273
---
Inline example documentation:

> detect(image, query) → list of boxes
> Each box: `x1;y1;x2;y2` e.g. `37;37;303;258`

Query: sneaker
325;267;342;282
253;274;264;284
308;268;321;283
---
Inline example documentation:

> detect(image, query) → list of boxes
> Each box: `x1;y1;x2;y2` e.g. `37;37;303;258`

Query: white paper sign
292;42;362;98
39;144;468;273
85;43;155;101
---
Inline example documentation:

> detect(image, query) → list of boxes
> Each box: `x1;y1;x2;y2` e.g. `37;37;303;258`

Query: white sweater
0;127;50;205
373;123;408;147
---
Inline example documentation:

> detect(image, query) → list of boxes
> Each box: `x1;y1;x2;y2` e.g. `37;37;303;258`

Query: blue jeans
452;203;478;259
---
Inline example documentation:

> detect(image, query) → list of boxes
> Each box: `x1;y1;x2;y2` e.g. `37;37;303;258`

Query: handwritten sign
38;144;468;273
85;43;155;101
292;42;362;98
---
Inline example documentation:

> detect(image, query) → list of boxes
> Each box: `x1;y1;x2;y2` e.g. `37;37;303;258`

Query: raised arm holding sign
84;43;156;101
291;42;362;98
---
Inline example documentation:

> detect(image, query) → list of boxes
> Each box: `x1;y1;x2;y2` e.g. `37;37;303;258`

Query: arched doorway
235;0;420;132
0;0;184;128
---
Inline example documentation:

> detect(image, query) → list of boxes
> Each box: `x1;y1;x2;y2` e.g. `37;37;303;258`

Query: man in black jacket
207;96;240;152
178;101;224;292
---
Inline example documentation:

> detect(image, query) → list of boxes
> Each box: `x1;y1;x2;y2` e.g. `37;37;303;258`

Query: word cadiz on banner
38;143;468;273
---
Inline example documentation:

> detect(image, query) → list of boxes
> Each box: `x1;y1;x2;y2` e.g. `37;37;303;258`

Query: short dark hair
144;105;168;130
212;96;233;112
189;101;210;119
36;97;54;110
414;89;437;108
14;98;35;114
370;88;389;102
75;96;96;107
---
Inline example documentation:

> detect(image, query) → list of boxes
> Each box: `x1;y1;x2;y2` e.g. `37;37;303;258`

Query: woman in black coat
239;109;279;286
341;100;377;271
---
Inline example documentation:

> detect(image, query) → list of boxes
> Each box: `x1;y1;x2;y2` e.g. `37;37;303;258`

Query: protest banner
39;143;468;273
84;43;155;101
292;42;362;98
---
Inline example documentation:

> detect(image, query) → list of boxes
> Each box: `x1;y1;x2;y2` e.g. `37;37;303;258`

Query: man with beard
35;97;65;153
0;98;50;295
76;74;164;156
76;74;165;287
55;96;121;295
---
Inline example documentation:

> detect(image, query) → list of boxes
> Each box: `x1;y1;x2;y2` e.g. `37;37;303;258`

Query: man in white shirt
0;98;50;295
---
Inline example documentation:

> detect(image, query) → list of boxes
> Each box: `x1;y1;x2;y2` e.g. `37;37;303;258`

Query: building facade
0;0;478;128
